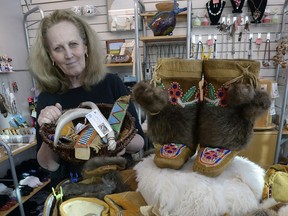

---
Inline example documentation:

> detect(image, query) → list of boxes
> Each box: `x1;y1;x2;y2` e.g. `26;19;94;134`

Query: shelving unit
0;141;50;216
0;179;50;216
0;71;14;74
274;0;288;164
0;142;36;163
140;35;187;42
134;0;192;83
105;63;133;67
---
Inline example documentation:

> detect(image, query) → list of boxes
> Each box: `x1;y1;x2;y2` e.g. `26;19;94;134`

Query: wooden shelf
140;11;188;17
0;71;14;74
0;179;50;216
140;35;187;42
0;142;37;164
105;63;133;67
253;128;288;135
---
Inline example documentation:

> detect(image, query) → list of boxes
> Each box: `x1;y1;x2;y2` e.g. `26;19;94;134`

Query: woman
28;9;144;185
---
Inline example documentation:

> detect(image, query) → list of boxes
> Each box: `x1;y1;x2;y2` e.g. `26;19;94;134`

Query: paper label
272;83;279;98
86;109;112;138
75;147;90;160
256;38;262;45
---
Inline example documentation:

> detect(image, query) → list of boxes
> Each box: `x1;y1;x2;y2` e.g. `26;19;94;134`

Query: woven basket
39;103;137;164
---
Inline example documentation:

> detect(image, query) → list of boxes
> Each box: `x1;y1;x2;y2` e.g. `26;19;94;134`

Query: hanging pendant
253;9;261;20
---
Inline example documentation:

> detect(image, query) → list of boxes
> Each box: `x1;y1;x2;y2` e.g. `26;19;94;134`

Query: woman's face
47;21;87;82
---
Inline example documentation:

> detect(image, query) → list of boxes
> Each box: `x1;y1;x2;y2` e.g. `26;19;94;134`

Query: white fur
279;205;288;216
256;198;288;216
134;155;265;216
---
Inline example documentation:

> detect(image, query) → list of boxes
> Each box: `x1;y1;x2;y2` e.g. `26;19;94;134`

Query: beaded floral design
205;82;228;107
168;82;183;105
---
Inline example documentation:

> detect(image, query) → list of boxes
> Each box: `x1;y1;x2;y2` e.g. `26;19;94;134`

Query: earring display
206;0;226;25
230;0;245;13
247;0;267;23
262;39;270;67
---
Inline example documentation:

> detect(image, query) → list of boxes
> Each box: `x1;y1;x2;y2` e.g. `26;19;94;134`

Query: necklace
262;39;270;67
249;0;264;20
234;0;241;9
207;0;223;16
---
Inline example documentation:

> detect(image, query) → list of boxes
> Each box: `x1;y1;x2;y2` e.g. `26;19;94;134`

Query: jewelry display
206;0;226;25
255;36;263;59
262;9;271;23
231;23;236;59
201;45;212;60
201;15;210;26
230;0;245;13
237;31;242;58
262;39;270;67
213;35;217;59
217;21;229;58
195;41;203;60
247;0;267;23
248;37;253;59
193;16;201;26
243;21;250;58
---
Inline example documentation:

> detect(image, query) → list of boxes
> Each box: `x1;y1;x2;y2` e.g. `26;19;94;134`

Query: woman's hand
38;103;62;127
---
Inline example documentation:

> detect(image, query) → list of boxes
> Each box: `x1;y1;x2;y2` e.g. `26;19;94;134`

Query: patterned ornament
160;143;187;159
168;82;183;105
198;147;232;167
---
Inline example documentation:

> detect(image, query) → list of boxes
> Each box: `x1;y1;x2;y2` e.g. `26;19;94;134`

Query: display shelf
105;63;133;67
140;35;187;42
0;142;36;164
140;11;187;17
253;128;288;135
0;71;14;74
0;179;50;216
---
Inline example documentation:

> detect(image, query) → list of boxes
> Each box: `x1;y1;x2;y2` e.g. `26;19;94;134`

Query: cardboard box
254;79;275;129
239;130;277;169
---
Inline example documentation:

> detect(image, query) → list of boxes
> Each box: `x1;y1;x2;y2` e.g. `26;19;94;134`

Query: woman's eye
54;47;63;52
70;43;78;48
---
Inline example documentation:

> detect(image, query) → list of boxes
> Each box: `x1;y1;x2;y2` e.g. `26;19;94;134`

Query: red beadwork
168;82;183;105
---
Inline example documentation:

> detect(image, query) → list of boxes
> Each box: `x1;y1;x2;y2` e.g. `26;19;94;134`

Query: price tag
267;32;271;40
207;39;213;46
86;109;112;138
192;35;196;44
256;38;262;45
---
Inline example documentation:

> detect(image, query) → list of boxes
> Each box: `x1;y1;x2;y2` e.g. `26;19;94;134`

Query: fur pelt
245;198;288;216
132;81;271;151
61;156;129;201
198;83;271;150
82;156;126;173
132;81;199;153
134;155;265;216
62;170;129;201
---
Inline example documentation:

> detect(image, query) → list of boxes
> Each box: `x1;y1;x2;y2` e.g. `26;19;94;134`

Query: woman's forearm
125;133;145;154
37;142;60;171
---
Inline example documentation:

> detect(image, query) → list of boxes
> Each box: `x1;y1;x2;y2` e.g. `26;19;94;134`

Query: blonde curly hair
28;9;106;93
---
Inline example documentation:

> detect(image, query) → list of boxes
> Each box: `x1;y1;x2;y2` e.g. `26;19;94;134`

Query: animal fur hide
134;155;265;216
245;198;288;216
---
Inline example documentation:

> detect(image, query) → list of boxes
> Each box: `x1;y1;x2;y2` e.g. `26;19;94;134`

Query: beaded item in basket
39;102;136;164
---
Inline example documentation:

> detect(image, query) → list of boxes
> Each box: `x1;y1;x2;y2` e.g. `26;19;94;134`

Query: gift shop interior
1;0;288;215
